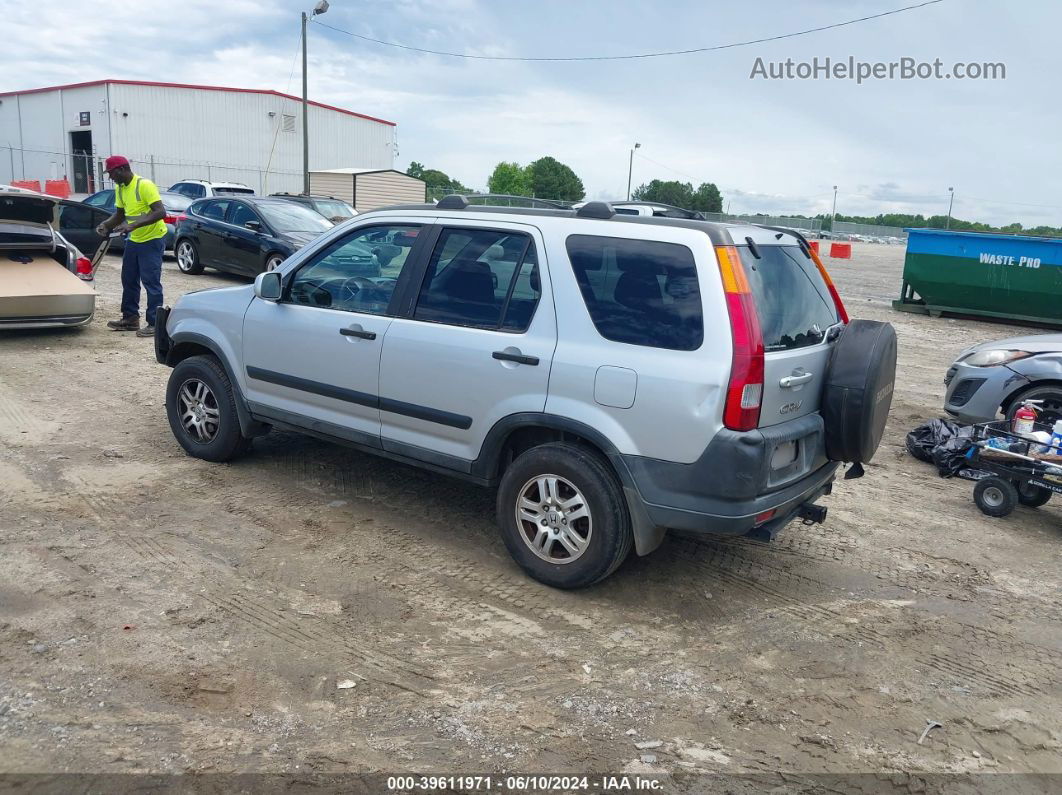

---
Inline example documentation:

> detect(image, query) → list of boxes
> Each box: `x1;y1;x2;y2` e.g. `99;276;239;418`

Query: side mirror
245;220;262;232
254;271;282;302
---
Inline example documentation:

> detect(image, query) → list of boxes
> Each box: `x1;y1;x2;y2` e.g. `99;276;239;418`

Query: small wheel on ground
264;253;285;272
496;442;633;589
165;355;252;462
1017;481;1052;508
175;239;204;274
973;476;1018;518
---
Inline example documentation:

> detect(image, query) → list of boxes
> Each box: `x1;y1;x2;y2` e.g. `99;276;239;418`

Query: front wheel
165;355;252;462
175;239;204;275
496;443;632;589
973;476;1018;518
264;253;285;272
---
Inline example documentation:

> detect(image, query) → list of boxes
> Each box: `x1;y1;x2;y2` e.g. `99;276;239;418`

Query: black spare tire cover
823;319;897;464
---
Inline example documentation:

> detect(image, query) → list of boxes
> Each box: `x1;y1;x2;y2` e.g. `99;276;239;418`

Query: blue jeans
120;237;164;326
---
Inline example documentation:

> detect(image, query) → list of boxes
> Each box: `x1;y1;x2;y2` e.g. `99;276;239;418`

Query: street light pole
627;142;640;201
946;186;954;229
302;1;329;196
831;185;838;232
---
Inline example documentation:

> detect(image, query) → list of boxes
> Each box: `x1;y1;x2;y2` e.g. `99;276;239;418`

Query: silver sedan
944;333;1062;425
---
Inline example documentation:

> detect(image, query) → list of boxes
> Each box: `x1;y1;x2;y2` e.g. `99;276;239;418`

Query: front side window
287;224;422;315
565;235;702;351
84;191;113;209
228;203;261;229
413;228;539;331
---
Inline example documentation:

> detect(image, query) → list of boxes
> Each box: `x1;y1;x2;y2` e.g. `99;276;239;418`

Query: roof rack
575;201;615;220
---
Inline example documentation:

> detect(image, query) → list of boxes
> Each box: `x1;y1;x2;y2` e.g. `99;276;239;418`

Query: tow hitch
797;503;828;525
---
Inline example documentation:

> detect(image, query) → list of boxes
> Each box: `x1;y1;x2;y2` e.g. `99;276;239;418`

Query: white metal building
0;79;397;195
310;168;425;211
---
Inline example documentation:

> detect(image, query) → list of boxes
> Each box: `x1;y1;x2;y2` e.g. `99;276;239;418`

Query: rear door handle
492;350;539;366
780;372;814;388
340;326;376;340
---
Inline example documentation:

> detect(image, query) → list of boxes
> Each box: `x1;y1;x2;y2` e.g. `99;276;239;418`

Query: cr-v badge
780;401;803;415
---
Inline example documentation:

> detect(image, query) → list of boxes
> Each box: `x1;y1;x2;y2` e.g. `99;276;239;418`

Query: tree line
819;212;1062;238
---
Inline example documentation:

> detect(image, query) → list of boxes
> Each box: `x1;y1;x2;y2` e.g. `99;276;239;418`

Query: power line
311;1;943;62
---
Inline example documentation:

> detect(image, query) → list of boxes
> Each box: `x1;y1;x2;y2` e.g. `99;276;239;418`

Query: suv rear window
565;235;702;351
737;245;838;351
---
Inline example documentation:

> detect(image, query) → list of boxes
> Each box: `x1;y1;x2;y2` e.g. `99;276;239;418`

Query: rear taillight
75;256;93;279
715;245;764;432
807;245;849;324
164;213;187;225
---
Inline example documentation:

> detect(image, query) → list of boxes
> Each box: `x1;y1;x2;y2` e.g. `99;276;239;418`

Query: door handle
340;326;376;340
492;350;539;366
780;372;814;388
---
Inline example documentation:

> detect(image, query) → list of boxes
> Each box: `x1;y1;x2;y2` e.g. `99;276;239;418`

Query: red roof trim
0;79;395;127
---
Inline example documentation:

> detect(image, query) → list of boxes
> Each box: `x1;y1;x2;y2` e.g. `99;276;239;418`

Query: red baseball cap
104;155;130;172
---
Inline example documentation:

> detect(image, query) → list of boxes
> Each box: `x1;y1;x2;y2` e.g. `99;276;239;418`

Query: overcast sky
3;0;1058;225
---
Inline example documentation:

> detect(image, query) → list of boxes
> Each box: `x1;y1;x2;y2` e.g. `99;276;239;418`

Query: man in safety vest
96;155;167;337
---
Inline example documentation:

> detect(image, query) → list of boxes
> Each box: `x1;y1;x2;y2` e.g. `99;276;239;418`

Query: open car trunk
0;253;96;325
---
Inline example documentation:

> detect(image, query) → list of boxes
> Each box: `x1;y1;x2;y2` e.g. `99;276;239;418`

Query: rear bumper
0;311;93;329
620;413;839;536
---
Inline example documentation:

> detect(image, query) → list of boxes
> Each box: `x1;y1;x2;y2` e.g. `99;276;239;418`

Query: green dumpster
893;228;1062;326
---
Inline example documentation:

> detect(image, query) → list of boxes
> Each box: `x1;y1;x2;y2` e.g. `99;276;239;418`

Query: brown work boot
135;325;155;338
106;315;139;331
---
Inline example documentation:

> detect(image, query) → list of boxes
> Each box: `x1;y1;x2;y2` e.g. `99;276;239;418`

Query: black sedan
173;197;333;277
82;189;192;252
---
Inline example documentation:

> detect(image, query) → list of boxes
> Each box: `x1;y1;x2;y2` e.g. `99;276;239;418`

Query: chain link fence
2;144;306;196
833;221;907;239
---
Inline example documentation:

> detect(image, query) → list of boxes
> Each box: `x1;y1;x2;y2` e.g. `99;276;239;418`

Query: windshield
258;202;334;233
738;244;838;351
313;199;354;220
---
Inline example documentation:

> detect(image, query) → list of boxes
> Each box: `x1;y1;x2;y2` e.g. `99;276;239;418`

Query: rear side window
197;200;229;221
565;235;702;351
737;245;838;351
414;228;540;331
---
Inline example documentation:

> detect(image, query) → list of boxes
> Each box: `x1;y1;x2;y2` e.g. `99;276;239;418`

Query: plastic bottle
1013;401;1038;436
1049;420;1062;456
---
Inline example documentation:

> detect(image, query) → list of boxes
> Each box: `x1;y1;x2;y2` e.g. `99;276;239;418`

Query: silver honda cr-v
155;196;896;588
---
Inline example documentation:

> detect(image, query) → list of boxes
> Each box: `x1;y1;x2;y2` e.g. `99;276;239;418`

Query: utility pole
946;187;954;229
831;185;838;232
302;1;330;195
627;142;640;201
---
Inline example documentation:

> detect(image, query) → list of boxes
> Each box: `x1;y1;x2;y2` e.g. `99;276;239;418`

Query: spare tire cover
823;319;897;463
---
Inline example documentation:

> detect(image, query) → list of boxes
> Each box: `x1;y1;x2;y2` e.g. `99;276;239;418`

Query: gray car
153;198;896;588
944;333;1062;425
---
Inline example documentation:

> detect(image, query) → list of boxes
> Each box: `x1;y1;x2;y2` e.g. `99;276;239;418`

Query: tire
175;239;204;275
823;319;898;465
495;442;633;589
166;355;252;462
264;253;285;272
973;476;1018;518
1005;385;1062;428
1017;481;1052;508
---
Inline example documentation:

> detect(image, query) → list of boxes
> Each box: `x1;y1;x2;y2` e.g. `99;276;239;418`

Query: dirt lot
1;243;1059;788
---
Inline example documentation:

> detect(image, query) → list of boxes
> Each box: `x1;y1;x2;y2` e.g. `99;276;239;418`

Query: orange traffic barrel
830;242;852;259
809;240;820;253
10;179;41;193
44;179;72;199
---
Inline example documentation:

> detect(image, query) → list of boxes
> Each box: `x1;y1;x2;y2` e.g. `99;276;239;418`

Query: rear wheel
973;476;1018;518
264;253;285;272
176;239;204;274
166;355;251;462
496;443;632;589
1017;481;1052;508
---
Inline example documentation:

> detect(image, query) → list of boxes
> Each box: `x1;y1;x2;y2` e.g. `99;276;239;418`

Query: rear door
377;221;555;463
192;200;231;269
57;201;110;264
735;228;843;428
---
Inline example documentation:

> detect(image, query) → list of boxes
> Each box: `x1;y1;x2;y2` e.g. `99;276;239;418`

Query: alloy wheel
176;242;195;272
177;378;220;443
515;474;592;564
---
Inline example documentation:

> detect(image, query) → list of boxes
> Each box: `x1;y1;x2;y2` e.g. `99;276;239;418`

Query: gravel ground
0;243;1059;788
